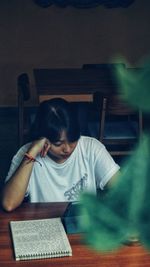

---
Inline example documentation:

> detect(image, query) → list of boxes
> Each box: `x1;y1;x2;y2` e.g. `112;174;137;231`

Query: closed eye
53;142;63;147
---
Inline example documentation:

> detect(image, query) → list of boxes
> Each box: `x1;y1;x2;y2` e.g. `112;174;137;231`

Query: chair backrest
18;73;30;147
97;93;143;156
104;95;135;115
82;64;143;156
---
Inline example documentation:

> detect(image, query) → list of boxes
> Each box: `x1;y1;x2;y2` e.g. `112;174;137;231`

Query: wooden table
0;202;150;267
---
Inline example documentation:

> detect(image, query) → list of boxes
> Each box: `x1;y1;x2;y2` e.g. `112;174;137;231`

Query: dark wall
0;0;150;106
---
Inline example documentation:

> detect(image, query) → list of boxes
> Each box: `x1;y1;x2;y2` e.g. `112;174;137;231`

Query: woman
2;98;120;211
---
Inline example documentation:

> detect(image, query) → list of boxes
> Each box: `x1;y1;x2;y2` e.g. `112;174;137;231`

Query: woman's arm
1;138;51;212
106;170;121;188
97;170;121;197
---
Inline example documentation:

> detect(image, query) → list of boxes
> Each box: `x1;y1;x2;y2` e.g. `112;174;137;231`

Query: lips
62;154;71;158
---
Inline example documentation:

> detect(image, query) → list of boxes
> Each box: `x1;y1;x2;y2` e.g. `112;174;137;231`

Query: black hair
30;98;81;143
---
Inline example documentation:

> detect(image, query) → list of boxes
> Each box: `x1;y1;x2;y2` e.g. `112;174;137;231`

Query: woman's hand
28;138;51;158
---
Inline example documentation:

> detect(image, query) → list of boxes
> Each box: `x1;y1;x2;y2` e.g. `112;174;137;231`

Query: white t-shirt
5;136;120;202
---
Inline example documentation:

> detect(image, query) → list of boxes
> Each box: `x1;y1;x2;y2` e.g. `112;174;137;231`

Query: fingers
40;140;51;157
29;138;51;158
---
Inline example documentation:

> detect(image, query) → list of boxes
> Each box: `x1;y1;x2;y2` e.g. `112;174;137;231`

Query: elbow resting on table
1;200;15;212
1;195;20;212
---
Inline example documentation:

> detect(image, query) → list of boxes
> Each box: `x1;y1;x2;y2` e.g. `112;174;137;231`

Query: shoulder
78;136;118;165
78;136;105;158
5;142;32;183
13;143;32;161
79;136;104;150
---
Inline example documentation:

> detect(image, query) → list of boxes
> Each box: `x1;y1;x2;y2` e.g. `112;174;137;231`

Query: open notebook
10;218;72;261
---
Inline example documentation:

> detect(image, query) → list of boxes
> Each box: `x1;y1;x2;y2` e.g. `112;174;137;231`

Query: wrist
27;146;39;158
24;153;42;167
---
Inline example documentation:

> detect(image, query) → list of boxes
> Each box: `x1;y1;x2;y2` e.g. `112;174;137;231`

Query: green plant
79;61;150;252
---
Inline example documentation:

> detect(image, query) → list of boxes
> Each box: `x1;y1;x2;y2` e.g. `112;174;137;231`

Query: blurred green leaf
137;135;150;250
78;58;150;252
79;134;150;252
114;62;150;112
79;194;128;252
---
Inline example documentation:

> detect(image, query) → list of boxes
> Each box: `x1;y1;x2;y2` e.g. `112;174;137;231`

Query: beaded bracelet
24;153;42;167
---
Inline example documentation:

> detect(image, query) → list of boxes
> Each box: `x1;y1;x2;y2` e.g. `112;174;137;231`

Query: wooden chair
97;93;143;156
82;64;143;156
18;73;31;147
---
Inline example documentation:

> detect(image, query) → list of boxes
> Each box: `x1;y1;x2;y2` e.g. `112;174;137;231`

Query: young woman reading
2;98;120;211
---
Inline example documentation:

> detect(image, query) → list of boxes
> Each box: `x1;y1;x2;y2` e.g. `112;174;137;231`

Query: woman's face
48;130;78;163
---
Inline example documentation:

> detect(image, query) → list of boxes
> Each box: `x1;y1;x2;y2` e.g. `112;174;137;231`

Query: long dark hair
30;98;81;143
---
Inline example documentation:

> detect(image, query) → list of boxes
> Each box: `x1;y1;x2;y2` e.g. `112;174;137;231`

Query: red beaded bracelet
24;153;42;167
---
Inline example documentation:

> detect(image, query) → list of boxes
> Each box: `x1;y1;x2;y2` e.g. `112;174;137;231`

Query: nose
63;143;71;154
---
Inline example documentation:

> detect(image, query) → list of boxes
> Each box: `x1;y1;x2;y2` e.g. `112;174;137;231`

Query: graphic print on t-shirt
64;173;88;201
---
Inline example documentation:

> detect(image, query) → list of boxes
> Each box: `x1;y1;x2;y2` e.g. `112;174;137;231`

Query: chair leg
99;97;107;142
